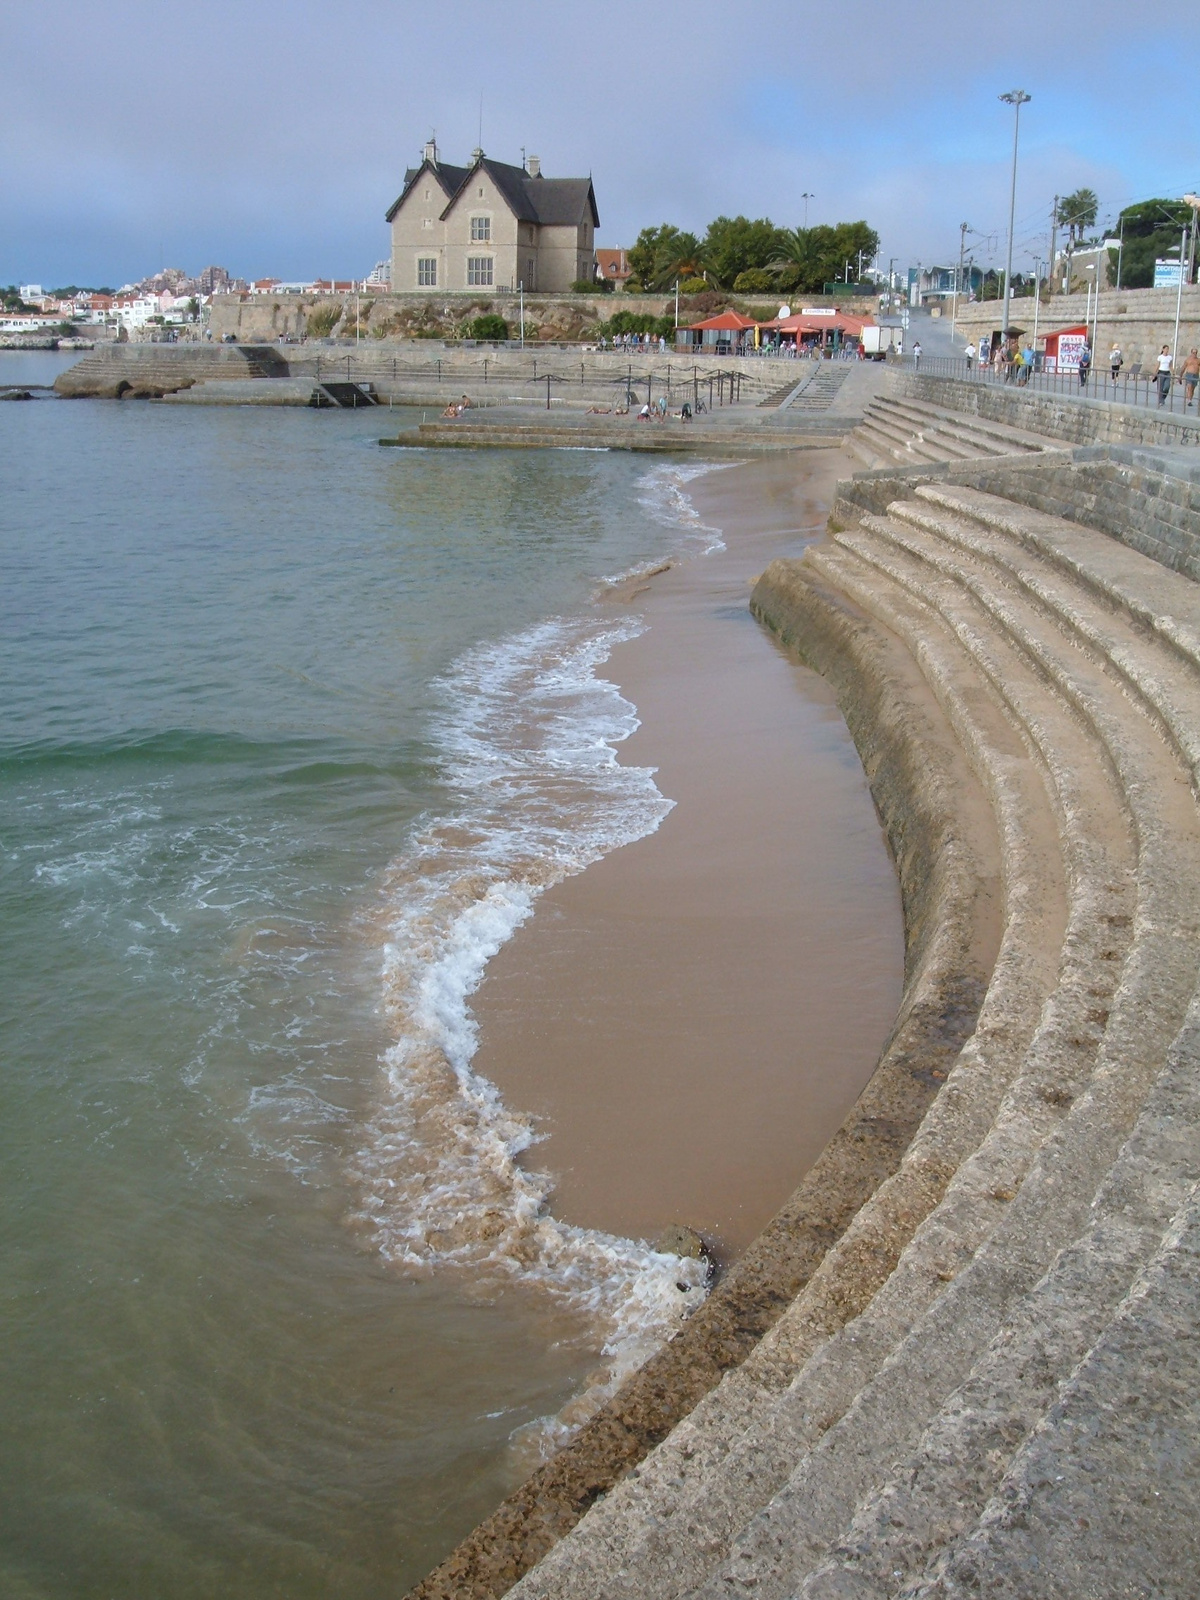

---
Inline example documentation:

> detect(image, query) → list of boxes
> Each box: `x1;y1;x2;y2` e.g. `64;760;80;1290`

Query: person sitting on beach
681;401;692;422
441;403;459;418
637;402;652;420
459;394;472;409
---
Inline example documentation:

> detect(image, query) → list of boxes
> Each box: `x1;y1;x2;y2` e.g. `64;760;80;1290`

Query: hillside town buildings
386;141;598;294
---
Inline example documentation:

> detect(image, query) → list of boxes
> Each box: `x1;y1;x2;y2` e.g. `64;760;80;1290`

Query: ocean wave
351;614;708;1439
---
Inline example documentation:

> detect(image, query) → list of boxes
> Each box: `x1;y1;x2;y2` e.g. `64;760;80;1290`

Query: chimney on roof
424;138;438;166
527;155;541;178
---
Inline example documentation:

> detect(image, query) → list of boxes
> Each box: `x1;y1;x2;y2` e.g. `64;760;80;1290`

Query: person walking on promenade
1110;343;1123;385
965;340;974;373
912;340;921;369
1078;342;1092;389
1156;344;1173;406
1183;349;1200;408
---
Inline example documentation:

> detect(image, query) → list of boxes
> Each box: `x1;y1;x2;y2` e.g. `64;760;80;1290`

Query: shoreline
407;448;1003;1599
471;451;904;1260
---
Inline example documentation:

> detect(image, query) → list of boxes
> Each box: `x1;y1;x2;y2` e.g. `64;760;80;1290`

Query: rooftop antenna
478;93;483;153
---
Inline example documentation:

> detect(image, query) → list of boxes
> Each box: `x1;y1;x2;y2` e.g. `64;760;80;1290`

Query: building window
417;257;437;287
467;257;494;287
470;215;491;242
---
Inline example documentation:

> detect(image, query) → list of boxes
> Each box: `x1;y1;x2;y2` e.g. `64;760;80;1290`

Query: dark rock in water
0;389;33;401
655;1224;707;1260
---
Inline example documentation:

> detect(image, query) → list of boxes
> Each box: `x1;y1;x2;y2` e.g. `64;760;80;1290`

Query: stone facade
386;144;597;295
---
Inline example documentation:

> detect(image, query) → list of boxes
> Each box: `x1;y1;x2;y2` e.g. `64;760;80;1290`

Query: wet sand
472;449;904;1257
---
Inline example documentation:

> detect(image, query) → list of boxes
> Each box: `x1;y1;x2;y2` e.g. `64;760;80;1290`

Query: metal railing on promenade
305;353;758;405
903;353;1200;419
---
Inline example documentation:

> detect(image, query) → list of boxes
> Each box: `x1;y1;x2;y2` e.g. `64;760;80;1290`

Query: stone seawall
53;343;288;398
900;370;1200;450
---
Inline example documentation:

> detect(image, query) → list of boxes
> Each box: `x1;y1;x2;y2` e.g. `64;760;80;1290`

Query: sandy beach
471;449;904;1258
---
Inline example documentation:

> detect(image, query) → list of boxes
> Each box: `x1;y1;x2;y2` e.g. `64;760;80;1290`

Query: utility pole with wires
1047;195;1059;301
951;221;969;337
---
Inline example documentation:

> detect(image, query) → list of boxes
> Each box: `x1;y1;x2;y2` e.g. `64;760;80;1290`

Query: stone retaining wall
949;284;1200;370
900;371;1200;450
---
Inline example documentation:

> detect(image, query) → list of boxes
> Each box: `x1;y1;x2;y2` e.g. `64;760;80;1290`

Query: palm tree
1058;189;1099;246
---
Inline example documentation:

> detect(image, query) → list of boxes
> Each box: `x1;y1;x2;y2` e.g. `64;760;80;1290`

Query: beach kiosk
759;308;869;356
1041;324;1089;374
675;309;759;355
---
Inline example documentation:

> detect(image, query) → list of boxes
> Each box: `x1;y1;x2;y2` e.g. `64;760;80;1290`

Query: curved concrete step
692;521;1200;1599
509;535;1104;1600
758;519;1200;1598
910;1166;1200;1598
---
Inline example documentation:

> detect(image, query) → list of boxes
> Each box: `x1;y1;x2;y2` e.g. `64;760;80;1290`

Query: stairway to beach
848;393;1053;469
440;455;1200;1600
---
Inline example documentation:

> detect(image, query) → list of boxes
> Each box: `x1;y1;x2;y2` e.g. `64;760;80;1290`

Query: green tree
701;216;785;288
773;221;878;293
1111;197;1192;288
626;225;703;291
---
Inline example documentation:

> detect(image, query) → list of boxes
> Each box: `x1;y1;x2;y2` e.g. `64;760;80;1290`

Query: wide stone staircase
494;467;1200;1599
849;393;1053;469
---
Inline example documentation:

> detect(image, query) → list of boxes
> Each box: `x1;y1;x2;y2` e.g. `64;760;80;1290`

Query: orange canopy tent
677;309;759;351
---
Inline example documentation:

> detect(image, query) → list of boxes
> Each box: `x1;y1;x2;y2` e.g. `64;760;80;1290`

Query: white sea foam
354;467;725;1445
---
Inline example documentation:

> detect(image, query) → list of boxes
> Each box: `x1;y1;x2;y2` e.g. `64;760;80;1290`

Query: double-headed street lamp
1000;89;1031;343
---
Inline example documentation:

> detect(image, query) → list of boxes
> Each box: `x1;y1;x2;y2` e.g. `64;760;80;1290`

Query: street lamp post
999;89;1031;344
801;192;813;229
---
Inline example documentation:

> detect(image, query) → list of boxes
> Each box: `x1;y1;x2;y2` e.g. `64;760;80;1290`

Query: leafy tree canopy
626;225;703;291
701;216;786;287
626;216;879;296
1112;198;1192;288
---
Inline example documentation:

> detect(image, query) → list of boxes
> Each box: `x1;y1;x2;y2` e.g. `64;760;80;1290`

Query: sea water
0;355;725;1597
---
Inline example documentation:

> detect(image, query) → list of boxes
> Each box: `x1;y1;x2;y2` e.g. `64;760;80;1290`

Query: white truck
860;321;903;360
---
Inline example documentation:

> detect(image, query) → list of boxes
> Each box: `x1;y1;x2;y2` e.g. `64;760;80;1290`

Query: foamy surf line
354;464;727;1449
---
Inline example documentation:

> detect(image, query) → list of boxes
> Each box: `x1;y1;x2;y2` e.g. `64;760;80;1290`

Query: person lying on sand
586;405;612;414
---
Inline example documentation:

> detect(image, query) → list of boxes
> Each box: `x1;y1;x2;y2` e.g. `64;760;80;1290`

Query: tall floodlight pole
999;89;1031;342
801;192;814;229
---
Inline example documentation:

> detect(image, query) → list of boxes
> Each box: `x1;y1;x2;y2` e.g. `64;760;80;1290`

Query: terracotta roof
686;310;759;331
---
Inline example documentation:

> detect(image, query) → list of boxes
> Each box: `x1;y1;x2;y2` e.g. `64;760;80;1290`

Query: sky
4;0;1199;288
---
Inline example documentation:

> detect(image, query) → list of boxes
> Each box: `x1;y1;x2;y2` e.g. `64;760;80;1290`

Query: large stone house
386;142;598;294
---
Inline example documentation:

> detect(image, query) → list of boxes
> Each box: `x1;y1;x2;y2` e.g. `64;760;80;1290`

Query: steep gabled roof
384;157;470;224
439;157;599;228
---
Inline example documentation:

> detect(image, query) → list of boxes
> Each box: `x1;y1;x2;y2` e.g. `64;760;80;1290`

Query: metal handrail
902;353;1200;418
